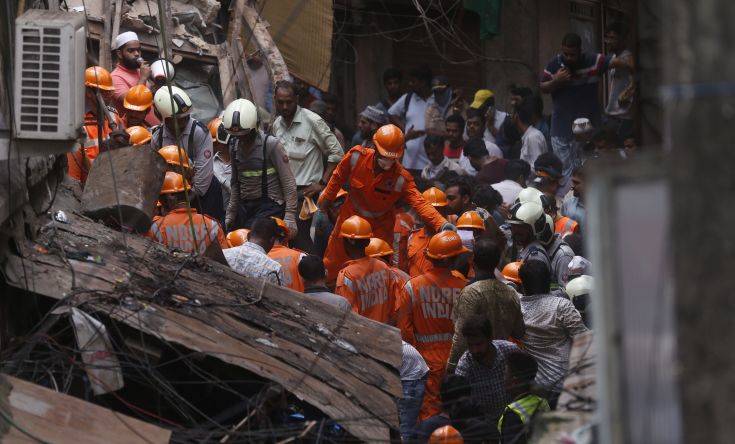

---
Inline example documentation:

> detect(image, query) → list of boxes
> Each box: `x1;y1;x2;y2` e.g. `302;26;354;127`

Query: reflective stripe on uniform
241;167;276;177
414;332;453;343
394;176;405;193
351;200;388;219
497;394;550;432
150;222;163;242
208;221;219;243
343;276;355;292
349;151;361;169
405;281;417;306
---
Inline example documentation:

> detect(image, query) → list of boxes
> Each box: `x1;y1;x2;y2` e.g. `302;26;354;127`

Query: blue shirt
542;52;608;138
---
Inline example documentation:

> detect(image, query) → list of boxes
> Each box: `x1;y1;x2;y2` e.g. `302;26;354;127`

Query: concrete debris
80;146;167;233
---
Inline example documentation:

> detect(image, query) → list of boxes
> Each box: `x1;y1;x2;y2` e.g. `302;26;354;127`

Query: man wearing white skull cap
110;31;160;126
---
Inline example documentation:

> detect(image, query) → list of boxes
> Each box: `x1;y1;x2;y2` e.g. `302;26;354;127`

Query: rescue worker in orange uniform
334;216;399;324
455;210;487;279
148;172;228;253
318;124;453;283
122;84;155;128
392;204;415;273
396;231;468;419
268;217;306;292
366;237;411;286
408;187;452;278
67;66;128;184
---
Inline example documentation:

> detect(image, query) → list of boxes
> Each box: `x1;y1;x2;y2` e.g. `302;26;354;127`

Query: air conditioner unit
13;9;85;154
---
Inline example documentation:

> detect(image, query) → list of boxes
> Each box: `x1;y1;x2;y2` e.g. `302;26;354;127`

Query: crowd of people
66;22;635;442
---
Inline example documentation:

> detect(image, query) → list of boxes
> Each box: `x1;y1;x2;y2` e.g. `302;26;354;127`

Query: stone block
81;146;167;233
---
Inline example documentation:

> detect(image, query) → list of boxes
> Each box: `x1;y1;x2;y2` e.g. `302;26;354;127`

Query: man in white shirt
515;99;547;166
421;135;465;181
272;81;344;252
224;217;284;285
388;65;434;173
460;109;503;175
492;159;530;206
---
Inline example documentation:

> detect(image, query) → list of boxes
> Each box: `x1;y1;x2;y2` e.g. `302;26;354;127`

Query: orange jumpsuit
268;245;306;292
395;267;467;419
67;109;124;184
407;227;434;278
335;256;398;324
392;212;415;273
318;146;447;283
148;207;228;253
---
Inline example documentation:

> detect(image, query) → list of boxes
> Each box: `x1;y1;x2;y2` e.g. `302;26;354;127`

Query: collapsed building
0;1;400;442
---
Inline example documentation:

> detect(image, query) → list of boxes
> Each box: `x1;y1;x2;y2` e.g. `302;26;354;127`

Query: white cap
113;31;140;50
567;255;592;277
572;118;593;135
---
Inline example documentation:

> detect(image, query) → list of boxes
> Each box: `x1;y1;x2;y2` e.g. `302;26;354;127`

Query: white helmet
151;59;175;81
508;201;554;242
222;98;258;135
566;275;593;299
517;187;543;205
154;86;192;119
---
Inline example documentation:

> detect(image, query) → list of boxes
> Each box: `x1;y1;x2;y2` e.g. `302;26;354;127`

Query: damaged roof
4;194;402;442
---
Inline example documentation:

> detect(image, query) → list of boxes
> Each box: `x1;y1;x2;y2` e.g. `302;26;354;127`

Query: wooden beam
99;0;113;70
0;374;171;443
240;1;291;84
3;209;402;441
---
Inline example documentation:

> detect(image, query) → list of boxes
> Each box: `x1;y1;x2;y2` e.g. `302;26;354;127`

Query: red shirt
110;63;160;127
443;141;463;159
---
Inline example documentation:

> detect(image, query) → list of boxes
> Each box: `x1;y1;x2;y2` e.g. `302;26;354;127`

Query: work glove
440;222;457;232
284;214;299;240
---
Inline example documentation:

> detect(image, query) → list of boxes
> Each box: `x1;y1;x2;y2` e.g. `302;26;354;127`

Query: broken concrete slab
81;145;167;233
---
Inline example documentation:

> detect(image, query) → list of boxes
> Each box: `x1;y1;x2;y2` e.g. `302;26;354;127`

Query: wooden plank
0;374;171;444
240;1;291;83
3;208;402;441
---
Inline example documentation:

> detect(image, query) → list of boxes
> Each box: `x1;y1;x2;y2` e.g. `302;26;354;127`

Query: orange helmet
123;85;154;111
373;124;405;159
456;211;485;230
226;229;250;247
160;171;191;194
158;145;192;169
365;237;393;258
502;261;523;285
271;216;289;238
339;215;373;239
423;187;448;207
426;231;469;260
125;126;152;146
84;66;115;91
429;425;464;444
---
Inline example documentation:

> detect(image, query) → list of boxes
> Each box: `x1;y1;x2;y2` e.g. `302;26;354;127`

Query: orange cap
160;171;191;194
208;117;222;142
339;215;373;239
158;145;192;169
271;216;289;237
125;125;152;146
429;425;464;444
365;237;393;258
123;84;154;111
84;66;115;91
426;231;469;259
373;124;405;159
456;211;485;230
226;229;250;248
502;261;523;284
423;187;448;207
